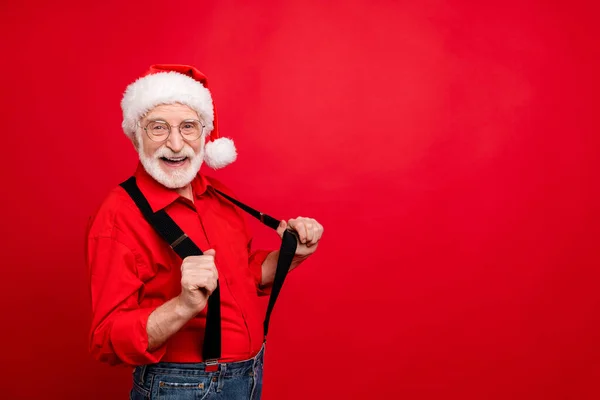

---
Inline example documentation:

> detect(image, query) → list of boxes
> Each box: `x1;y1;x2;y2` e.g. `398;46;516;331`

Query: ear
131;130;142;153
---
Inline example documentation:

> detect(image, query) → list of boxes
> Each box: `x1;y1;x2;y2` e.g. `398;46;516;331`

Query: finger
276;220;287;238
304;220;322;247
191;268;218;281
293;221;308;243
181;256;194;271
287;219;297;239
203;276;218;294
191;269;218;281
305;241;319;249
183;263;214;277
313;221;324;242
204;249;216;257
304;220;315;243
204;266;219;281
197;275;215;291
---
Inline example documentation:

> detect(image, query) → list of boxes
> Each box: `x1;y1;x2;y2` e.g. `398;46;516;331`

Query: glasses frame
140;118;206;143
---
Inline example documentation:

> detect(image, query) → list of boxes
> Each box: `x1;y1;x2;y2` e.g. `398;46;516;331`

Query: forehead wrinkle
145;104;199;120
146;116;199;122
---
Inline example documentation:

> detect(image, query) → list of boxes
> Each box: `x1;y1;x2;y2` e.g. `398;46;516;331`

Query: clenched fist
277;217;324;259
177;249;219;316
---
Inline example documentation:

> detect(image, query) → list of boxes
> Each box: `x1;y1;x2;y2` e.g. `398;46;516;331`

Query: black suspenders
119;177;297;362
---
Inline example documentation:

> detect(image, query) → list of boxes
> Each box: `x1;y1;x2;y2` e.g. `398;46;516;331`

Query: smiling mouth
160;156;189;167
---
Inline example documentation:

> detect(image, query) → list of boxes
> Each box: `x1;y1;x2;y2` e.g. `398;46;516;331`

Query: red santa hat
120;64;237;169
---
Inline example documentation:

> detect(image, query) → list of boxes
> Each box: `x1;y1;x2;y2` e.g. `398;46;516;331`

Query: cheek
190;140;203;154
143;141;161;158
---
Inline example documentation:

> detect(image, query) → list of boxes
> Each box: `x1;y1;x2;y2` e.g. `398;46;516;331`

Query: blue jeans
130;344;264;399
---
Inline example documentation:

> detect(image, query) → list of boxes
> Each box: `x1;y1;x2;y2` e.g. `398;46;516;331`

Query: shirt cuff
248;249;273;296
110;307;167;365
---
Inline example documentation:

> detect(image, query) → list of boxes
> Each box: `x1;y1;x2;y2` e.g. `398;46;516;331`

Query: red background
1;0;599;399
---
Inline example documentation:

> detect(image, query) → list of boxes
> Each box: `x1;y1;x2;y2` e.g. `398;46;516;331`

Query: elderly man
86;64;323;399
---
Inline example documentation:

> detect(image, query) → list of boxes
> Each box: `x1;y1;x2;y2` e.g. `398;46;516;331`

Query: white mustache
153;145;196;160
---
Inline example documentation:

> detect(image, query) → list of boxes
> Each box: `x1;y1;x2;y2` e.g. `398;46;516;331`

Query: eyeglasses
140;119;205;142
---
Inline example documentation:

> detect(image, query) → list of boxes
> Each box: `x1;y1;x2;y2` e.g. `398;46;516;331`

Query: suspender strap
119;177;297;360
264;228;296;336
120;177;221;361
214;188;298;336
213;189;280;230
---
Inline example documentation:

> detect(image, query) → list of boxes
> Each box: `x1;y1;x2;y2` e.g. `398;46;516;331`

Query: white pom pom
204;137;237;169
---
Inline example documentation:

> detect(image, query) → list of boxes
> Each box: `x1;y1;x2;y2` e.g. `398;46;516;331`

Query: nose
165;127;185;153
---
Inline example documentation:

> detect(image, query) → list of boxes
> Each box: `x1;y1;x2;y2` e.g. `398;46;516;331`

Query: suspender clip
205;359;219;372
170;233;188;249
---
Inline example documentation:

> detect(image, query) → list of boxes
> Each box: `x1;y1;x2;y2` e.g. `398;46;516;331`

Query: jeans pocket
156;376;214;400
131;379;151;399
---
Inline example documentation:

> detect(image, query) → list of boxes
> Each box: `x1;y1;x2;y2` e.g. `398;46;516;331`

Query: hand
177;249;218;316
277;217;324;259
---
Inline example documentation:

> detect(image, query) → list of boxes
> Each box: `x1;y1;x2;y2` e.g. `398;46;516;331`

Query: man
86;64;323;399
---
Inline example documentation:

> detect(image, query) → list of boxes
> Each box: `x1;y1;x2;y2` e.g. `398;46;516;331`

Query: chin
141;155;203;189
160;169;196;189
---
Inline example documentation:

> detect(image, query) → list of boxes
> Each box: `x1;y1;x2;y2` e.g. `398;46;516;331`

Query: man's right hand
177;249;218;316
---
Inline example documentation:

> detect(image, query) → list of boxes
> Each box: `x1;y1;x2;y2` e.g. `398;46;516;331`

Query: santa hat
120;64;237;169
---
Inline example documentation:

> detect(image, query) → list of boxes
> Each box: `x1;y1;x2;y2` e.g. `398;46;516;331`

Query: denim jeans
130;344;264;399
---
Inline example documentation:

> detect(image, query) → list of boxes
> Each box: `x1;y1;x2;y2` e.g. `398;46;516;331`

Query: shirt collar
134;162;211;212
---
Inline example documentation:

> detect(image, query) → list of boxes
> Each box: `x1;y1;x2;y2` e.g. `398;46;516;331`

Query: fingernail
279;221;285;227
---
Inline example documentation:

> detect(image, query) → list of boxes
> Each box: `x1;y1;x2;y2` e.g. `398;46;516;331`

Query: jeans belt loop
139;365;148;386
217;363;227;392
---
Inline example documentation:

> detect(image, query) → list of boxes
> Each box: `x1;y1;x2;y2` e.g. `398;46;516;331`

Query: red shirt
86;163;272;366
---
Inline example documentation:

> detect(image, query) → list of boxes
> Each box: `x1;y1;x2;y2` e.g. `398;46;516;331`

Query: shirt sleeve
247;238;273;296
87;236;167;366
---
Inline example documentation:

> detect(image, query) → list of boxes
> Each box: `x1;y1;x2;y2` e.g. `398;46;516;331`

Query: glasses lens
146;121;170;141
180;120;202;139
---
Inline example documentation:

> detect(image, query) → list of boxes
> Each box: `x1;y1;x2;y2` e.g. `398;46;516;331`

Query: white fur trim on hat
204;137;237;169
121;71;215;138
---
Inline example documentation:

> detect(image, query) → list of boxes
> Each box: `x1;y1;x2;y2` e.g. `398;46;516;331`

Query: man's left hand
277;217;324;259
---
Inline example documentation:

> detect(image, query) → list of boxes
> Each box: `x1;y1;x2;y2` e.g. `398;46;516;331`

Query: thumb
204;249;216;257
276;220;287;238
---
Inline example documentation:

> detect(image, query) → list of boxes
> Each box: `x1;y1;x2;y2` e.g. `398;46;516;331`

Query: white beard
136;132;204;189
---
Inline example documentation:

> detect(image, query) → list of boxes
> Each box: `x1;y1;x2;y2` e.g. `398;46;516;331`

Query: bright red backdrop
1;1;599;399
